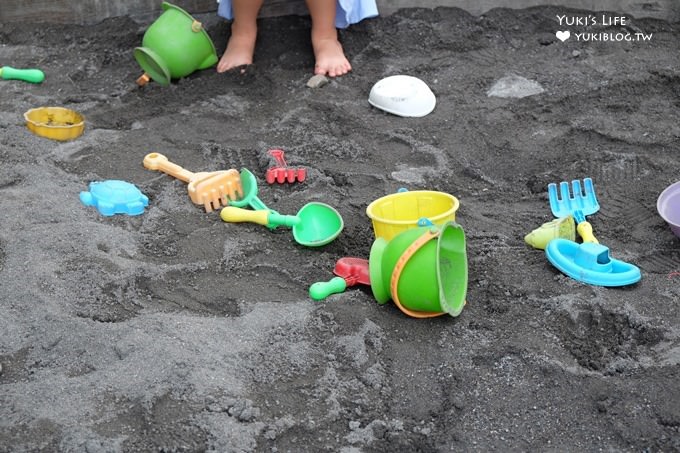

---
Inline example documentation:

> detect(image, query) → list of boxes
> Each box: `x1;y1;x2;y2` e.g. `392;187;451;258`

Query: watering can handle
577;221;598;244
143;153;195;183
390;228;447;319
309;277;347;300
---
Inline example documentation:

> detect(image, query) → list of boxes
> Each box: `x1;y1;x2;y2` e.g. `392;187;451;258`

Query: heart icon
556;31;570;42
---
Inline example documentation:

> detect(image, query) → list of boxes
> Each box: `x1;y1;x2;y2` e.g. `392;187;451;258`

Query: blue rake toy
548;178;600;243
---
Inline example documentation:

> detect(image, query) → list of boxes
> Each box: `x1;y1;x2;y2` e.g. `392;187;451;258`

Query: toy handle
248;195;269;212
309;277;347;300
220;207;270;225
1;66;45;84
269;149;287;167
577;221;599;244
143;152;194;182
220;207;300;229
247;196;281;230
267;212;301;228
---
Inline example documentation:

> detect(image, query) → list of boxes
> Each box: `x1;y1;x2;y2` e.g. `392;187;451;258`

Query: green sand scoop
0;66;45;84
221;202;344;247
134;2;218;86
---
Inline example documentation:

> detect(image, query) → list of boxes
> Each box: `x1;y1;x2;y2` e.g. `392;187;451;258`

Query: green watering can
134;2;218;86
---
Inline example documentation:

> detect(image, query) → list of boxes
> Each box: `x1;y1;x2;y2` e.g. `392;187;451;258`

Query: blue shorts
217;0;378;29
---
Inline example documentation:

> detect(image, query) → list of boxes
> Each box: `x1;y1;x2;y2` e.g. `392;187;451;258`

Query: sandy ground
1;5;679;452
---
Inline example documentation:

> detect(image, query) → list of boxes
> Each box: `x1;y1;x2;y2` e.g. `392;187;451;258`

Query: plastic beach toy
309;257;370;300
524;216;575;250
143;152;243;213
368;75;436;117
229;167;278;217
229;168;273;211
366;190;459;241
24;107;85;141
369;221;468;318
266;149;306;184
80;180;149;216
134;2;218;86
657;181;680;238
545;239;641;287
228;168;280;229
548;178;600;243
220;202;343;247
1;66;45;84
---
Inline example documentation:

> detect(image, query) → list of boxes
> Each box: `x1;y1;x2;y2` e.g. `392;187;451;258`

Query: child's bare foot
312;37;352;77
217;22;257;73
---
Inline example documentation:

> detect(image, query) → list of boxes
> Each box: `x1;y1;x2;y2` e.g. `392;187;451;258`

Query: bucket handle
390;228;446;319
191;20;203;33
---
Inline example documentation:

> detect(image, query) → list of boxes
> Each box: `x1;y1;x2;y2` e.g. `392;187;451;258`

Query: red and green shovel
309;257;370;300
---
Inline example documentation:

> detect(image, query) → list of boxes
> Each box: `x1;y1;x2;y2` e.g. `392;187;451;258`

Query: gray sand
1;6;679;452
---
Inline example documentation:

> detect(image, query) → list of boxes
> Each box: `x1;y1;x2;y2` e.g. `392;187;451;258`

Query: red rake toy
265;149;306;184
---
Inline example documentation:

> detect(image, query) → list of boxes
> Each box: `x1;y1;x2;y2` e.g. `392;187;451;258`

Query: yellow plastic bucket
366;190;459;241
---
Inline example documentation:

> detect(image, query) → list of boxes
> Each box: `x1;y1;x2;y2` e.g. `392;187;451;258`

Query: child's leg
217;0;264;73
305;0;352;77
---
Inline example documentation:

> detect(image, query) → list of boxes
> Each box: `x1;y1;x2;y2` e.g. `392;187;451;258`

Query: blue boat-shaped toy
545;239;641;287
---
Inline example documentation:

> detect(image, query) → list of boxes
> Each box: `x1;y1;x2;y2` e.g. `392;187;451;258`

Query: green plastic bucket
134;2;218;85
369;221;468;318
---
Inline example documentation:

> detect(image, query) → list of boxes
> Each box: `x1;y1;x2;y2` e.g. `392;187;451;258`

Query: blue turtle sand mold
80;180;149;216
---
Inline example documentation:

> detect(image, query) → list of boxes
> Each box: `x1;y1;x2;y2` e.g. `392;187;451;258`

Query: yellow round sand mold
24;107;85;141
